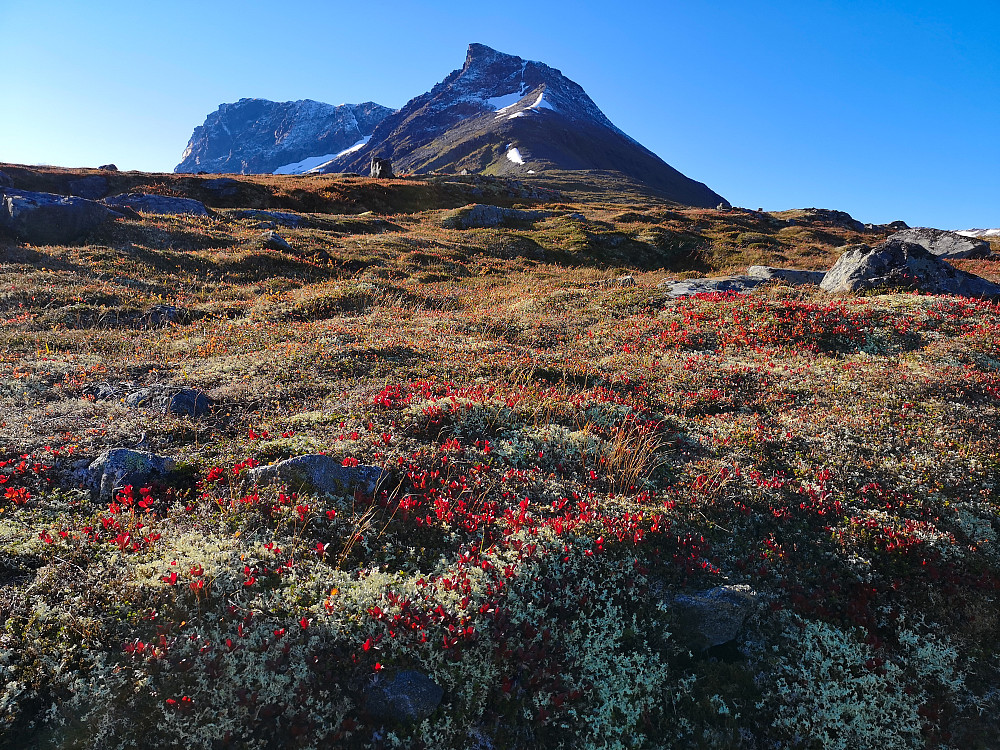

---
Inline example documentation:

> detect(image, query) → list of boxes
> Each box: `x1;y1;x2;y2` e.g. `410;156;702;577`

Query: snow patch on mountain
957;228;1000;238
273;136;373;174
507;148;525;165
274;153;340;175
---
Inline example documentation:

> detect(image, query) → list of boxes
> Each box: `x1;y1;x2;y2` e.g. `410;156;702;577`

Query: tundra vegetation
1;165;999;749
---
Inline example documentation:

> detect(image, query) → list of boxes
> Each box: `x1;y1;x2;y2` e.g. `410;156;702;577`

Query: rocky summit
317;44;726;208
175;99;393;175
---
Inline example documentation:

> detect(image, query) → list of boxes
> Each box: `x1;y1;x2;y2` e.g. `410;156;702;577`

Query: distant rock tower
370;157;393;179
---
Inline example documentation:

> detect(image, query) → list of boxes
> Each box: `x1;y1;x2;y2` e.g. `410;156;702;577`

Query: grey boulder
821;239;1000;298
0;189;123;244
746;266;826;285
103;193;210;217
441;203;549;229
245;454;385;495
67;175;109;200
659;275;766;298
364;670;444;724
98;164;119;171
674;584;758;650
888;227;991;259
88;448;175;500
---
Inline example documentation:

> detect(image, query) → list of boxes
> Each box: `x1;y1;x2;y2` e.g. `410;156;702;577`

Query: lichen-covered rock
674;585;758;650
245;454;385;495
821;239;1000;298
88;448;175;500
888;227;991;259
441;203;549;229
746;266;826;285
103;193;211;216
364;670;444;724
659;275;766;298
0;189;123;244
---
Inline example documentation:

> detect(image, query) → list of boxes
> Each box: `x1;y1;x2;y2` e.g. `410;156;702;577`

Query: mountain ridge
175;99;392;175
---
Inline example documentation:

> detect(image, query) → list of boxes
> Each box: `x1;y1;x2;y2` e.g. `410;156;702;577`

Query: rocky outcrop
175;99;393;175
103;193;210;216
441;203;549;229
0;189;123;244
821;239;1000;298
245;455;385;496
888;227;991;259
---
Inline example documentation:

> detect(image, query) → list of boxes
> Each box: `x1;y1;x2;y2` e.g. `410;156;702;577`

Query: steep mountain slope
175;99;392;175
318;43;727;208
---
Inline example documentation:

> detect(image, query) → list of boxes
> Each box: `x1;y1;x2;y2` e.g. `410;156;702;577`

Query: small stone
674;585;758;650
141;304;180;328
364;670;444;724
98;164;119;171
261;230;292;251
165;389;213;418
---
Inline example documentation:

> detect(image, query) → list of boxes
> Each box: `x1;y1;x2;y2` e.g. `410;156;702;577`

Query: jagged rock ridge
317;43;726;208
175;99;393;175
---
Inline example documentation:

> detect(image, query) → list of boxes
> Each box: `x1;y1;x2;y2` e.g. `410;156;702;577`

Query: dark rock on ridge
821;239;1000;298
370;157;393;178
175;99;393;175
0;188;123;244
317;43;727;208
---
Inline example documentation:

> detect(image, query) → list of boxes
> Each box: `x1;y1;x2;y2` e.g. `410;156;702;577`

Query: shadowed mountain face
317;43;727;208
175;99;393;175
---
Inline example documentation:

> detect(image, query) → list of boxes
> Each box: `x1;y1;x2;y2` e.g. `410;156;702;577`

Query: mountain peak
465;42;512;66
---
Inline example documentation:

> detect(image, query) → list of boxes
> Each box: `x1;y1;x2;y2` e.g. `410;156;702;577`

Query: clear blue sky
2;0;997;229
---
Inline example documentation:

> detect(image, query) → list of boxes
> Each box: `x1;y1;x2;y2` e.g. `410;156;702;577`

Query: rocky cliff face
318;43;727;208
174;99;393;175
